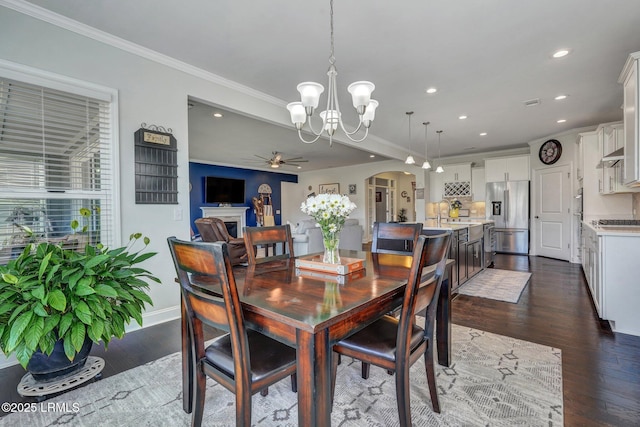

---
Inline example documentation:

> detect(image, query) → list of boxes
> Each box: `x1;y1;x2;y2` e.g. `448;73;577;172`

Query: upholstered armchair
194;217;248;266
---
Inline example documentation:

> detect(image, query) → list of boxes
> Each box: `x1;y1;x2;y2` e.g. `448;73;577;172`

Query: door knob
535;215;539;219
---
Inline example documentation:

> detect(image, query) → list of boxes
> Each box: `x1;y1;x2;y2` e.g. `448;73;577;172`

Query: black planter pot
27;338;93;382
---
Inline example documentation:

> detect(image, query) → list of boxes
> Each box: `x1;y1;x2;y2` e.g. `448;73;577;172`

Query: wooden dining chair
167;237;297;427
371;222;423;255
331;231;452;424
243;224;295;265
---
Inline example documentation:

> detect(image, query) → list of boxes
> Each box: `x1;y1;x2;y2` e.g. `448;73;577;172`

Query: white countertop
422;219;494;230
583;221;640;237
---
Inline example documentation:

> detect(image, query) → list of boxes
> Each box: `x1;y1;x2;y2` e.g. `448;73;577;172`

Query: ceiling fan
255;152;309;169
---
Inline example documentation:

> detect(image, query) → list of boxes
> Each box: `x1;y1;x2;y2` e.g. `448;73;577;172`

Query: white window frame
0;59;120;249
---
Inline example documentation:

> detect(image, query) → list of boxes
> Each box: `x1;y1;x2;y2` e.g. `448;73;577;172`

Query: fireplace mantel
200;206;249;237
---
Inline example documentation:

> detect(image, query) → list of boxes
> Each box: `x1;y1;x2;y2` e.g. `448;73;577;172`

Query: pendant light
404;111;415;164
435;130;444;173
421;121;431;170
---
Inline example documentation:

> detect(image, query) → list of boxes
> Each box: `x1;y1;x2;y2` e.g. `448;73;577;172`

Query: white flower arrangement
300;193;357;231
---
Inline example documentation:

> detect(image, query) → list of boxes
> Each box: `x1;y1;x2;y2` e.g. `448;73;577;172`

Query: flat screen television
204;176;245;204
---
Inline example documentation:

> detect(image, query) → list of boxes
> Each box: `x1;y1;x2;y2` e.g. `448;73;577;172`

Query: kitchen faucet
436;199;451;226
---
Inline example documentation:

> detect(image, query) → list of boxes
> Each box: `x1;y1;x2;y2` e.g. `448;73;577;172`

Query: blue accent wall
189;162;298;234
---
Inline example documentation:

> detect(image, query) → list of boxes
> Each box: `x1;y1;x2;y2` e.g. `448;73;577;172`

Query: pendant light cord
329;0;335;65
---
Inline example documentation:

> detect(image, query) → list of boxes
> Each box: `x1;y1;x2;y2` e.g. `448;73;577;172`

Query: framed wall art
319;183;340;194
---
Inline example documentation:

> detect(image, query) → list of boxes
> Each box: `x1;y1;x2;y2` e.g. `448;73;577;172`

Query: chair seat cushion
204;330;296;383
336;315;424;362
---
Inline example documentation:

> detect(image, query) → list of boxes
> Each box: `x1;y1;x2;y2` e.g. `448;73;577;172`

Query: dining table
183;249;454;427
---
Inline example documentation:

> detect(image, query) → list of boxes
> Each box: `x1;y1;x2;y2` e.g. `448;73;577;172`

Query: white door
533;164;571;260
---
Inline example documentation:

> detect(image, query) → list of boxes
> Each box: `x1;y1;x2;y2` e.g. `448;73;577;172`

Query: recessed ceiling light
369;154;375;158
554;94;568;100
552;49;570;58
297;166;302;169
212;112;223;118
479;132;487;136
459;115;467;120
557;119;567;123
426;87;437;94
403;171;411;175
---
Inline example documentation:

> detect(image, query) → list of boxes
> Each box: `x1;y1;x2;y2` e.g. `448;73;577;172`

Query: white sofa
291;218;364;256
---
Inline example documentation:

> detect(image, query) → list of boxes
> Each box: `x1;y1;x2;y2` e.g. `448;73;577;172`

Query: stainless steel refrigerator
485;180;530;254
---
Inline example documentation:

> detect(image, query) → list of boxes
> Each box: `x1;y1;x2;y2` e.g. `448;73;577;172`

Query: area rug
0;324;562;427
457;269;532;303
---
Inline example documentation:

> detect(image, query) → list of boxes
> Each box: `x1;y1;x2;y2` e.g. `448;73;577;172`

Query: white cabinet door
471;167;485;201
622;55;639;185
441;164;471;183
485;155;530;182
485;158;507;182
576;137;584;182
505;155;530;181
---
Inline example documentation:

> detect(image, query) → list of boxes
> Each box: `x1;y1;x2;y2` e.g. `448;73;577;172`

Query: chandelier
286;0;378;146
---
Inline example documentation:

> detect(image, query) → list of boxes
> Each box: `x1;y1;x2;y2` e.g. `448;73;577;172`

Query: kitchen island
582;221;640;337
422;219;494;293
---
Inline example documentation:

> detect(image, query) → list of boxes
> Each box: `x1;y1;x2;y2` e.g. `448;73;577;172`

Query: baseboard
0;305;181;370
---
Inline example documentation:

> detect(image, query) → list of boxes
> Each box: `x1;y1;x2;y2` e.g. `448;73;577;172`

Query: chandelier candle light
300;193;356;264
286;0;379;146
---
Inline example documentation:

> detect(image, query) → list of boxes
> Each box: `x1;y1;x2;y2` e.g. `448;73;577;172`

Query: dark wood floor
1;254;639;425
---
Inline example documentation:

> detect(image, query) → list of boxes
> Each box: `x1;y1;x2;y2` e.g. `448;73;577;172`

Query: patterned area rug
457;269;532;303
1;324;562;427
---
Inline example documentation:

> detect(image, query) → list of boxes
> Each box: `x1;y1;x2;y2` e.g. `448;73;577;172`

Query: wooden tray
295;255;365;275
295;267;366;285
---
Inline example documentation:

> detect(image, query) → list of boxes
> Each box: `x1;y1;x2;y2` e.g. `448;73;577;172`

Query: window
0;63;117;264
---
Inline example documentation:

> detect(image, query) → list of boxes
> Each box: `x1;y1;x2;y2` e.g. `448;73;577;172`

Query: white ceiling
21;0;640;170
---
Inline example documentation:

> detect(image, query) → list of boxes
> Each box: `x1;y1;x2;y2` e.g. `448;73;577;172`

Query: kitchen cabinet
442;163;471;183
442;163;472;197
471;167;485;201
576;136;584;182
581;223;601;315
582;222;640;336
598;122;638;194
620;51;640;186
485;155;530;182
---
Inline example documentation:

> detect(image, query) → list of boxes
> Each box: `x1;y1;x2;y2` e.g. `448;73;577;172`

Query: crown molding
0;0;285;107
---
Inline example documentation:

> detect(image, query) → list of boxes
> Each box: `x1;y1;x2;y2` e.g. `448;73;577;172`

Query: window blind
0;76;115;264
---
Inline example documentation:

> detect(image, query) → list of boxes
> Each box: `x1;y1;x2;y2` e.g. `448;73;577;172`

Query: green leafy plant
451;199;463;210
0;210;160;368
398;208;408;222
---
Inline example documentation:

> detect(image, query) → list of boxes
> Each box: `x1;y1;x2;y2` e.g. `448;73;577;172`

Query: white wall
0;5;325;367
282;160;427;231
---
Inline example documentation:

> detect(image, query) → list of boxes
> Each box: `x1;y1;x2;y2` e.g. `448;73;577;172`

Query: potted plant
0;208;160;379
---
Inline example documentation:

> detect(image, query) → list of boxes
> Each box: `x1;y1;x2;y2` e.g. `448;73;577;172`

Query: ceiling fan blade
254;154;271;161
283;157;308;163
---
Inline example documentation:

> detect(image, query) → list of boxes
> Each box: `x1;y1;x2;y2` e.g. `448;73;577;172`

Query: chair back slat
371;222;423;255
243;225;295;265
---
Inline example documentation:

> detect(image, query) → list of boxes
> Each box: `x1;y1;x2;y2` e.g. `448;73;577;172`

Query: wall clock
539;139;562;165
